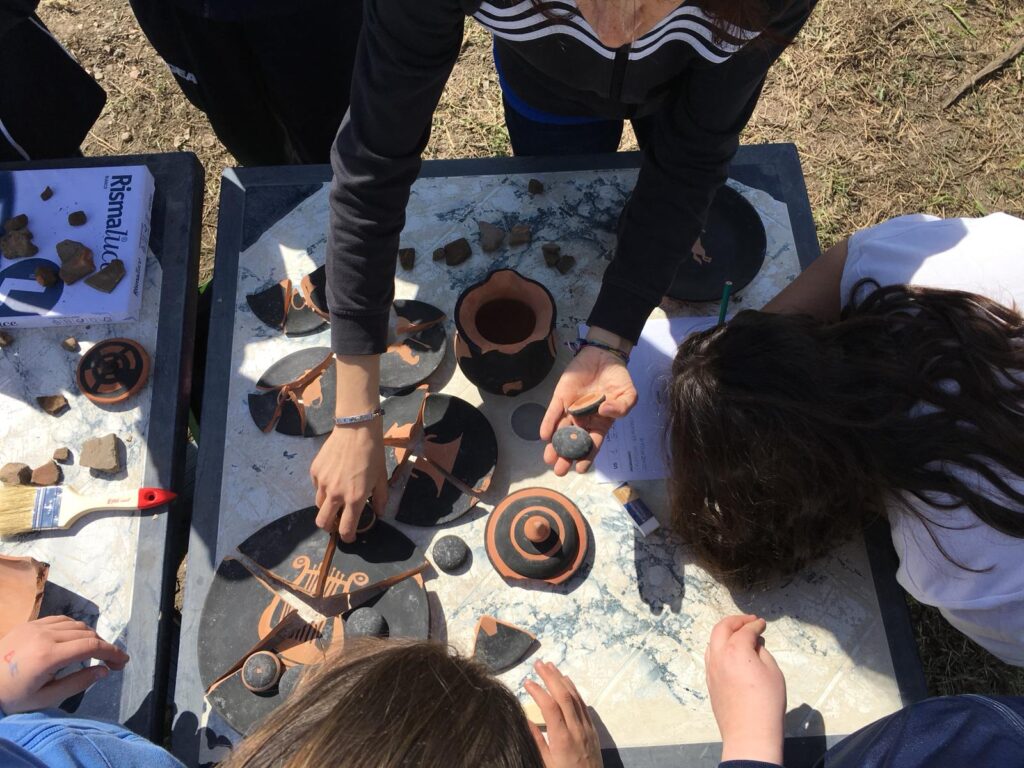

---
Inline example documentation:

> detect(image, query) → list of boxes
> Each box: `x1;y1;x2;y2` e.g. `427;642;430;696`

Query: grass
36;0;1024;698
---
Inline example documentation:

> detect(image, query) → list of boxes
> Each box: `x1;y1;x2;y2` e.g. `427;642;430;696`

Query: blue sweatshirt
0;710;183;768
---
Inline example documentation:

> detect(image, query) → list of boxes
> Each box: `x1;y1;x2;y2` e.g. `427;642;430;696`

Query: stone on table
443;237;472;266
53;447;72;463
508;224;531;247
0;463;32;486
1;229;39;259
34;265;59;288
398;248;416;271
68;211;88;227
31;461;61;487
36;395;69;416
61;337;79;352
56;240;95;284
85;259;126;293
0;331;12;349
541;243;561;266
80;434;123;474
528;178;544;194
556;255;576;274
477;221;506;252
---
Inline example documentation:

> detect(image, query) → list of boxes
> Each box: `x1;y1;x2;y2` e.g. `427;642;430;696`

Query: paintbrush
717;280;734;326
0;486;176;537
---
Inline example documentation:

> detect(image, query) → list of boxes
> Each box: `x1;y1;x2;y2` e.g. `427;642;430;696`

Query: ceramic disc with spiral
75;338;151;405
485;488;589;586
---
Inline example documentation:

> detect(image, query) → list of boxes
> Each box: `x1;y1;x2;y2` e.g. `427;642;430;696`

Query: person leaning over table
311;0;819;541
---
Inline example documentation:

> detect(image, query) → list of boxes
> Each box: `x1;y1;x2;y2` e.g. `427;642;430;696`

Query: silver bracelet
334;407;384;427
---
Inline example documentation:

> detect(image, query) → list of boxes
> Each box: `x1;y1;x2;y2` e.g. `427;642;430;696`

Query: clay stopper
68;211;88;227
567;392;605;417
57;240;95;284
524;516;551;544
528;178;544;194
478;221;506;253
241;651;283;694
552;426;593;461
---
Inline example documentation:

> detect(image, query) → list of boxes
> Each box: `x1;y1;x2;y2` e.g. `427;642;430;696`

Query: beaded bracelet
334;407;385;427
568;337;630;365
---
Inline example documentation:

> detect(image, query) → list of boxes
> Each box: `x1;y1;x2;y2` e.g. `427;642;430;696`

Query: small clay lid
485;488;588;585
76;338;150;405
241;651;283;694
567;392;605;417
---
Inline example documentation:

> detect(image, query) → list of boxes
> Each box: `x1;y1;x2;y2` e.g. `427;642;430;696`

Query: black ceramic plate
666;185;767;302
247;347;335;437
380;300;447;396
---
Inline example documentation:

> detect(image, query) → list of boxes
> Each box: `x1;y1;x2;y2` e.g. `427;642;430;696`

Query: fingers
734;617;769;649
371;474;388;518
34;665;109;709
337;500;361;544
563;674;594;727
598;389;637;420
573;431;605;475
540;394;567;442
526;720;550;761
535;661;584;738
47;636;129;673
314;496;341;532
708;614;758;655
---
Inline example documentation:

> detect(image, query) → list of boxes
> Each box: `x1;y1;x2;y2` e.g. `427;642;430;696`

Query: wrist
585;326;633;354
720;732;783;765
334;354;381;415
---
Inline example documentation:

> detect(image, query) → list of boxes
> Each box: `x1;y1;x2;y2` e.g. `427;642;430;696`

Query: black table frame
0;152;203;740
173;145;926;767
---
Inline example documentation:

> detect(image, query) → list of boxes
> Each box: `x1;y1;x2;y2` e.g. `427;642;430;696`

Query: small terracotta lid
76;338;150;405
485;487;588;586
241;651;283;693
567;392;605;417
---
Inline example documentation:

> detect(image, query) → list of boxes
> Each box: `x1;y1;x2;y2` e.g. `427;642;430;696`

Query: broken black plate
666;185;767;302
247;266;329;337
380;300;447;396
247;347;335;437
199;508;429;735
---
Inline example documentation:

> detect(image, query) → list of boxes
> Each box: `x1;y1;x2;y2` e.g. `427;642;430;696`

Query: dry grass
36;0;1024;697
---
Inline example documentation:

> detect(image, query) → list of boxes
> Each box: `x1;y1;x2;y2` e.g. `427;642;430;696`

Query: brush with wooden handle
0;486;176;537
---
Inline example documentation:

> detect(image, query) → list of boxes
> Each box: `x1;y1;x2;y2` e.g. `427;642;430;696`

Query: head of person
224;639;543;768
667;282;1024;587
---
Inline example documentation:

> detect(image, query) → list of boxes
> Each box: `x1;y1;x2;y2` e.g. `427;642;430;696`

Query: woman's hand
310;355;386;543
705;615;786;765
0;617;129;715
524;661;602;768
541;330;637;476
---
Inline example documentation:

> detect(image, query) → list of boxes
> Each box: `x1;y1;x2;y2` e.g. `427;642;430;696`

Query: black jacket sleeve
326;0;466;355
587;0;817;343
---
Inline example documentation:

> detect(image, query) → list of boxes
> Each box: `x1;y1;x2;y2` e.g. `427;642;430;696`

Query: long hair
224;640;544;768
668;282;1024;587
526;0;776;39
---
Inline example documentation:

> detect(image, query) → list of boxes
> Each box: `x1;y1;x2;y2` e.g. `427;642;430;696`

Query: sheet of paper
588;316;720;482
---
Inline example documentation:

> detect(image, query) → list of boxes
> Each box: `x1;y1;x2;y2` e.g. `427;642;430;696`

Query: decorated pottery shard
471;616;537;673
0;229;39;259
477;221;506;252
85;259;126;293
396;394;498;527
76;338;151;405
443;237;472;266
198;509;429;733
0;555;49;638
0;463;32;486
667;184;766;302
398;247;416;270
381;389;428;479
485;488;589;586
36;394;69;416
247;347;335;437
246;265;329;336
454;269;557;396
552;426;593;461
56;240;95;284
380;300;447;396
80;433;123;473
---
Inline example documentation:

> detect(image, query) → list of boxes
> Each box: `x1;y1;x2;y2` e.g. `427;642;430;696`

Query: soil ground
36;0;1024;698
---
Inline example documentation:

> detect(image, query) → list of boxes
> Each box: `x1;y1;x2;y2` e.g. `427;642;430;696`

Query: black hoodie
327;0;816;355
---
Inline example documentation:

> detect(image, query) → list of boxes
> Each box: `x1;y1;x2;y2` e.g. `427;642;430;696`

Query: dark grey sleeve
588;0;817;343
326;0;466;355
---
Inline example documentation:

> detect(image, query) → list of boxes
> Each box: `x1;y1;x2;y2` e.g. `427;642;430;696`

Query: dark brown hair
527;0;775;39
668;282;1024;587
224;640;543;768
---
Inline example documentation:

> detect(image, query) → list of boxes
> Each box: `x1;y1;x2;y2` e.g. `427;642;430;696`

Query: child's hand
705;615;786;765
524;661;603;768
0;616;129;714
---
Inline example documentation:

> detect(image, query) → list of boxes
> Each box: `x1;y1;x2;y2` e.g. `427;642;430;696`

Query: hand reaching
705;615;786;765
310;421;387;543
541;345;637;476
524;661;603;768
0;616;129;714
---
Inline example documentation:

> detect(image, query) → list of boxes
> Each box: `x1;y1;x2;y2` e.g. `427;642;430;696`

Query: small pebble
478;221;506;252
68;211;87;227
36;394;69;416
432;247;445;261
30;461;61;487
509;224;531;247
53;447;71;463
556;255;576;274
34;266;59;288
346;607;389;638
0;331;12;348
0;463;31;486
398;247;416;271
61;337;79;352
444;237;472;266
432;535;470;573
40;187;54;201
542;243;561;267
528;178;544;194
3;214;28;232
552;426;593;461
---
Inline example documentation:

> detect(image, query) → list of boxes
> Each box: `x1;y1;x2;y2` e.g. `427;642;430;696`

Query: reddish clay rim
485;487;588;586
454;269;555;355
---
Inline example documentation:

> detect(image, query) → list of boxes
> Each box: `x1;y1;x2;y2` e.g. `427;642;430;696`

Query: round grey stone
433;535;470;573
346;607;389;638
552;426;593;461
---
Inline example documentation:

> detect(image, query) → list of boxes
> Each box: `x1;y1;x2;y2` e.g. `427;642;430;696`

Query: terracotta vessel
453;269;557;396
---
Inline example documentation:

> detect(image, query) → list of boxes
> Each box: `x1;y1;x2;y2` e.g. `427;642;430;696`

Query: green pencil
717;281;733;326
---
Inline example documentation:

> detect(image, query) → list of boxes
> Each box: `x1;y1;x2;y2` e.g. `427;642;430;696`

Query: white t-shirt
842;212;1024;666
